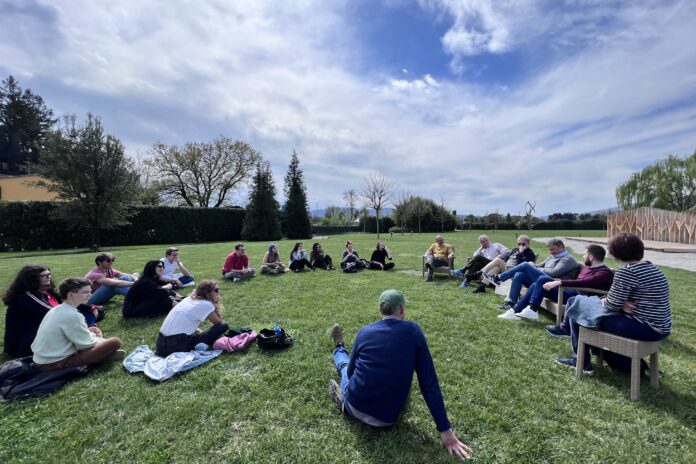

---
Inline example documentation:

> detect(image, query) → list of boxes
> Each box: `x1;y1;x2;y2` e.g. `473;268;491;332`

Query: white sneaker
497;309;521;320
233;277;241;282
518;306;540;321
182;281;196;288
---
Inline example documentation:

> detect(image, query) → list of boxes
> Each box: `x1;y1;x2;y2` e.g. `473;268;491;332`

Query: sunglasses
105;258;115;263
213;288;220;293
156;264;164;268
518;243;527;246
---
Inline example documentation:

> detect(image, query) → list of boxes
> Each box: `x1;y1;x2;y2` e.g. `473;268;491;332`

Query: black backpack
257;328;294;349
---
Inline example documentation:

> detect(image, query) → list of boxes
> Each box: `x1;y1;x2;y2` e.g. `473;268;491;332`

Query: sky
1;0;695;216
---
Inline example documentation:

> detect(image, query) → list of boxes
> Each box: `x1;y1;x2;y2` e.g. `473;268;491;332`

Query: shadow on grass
588;367;696;429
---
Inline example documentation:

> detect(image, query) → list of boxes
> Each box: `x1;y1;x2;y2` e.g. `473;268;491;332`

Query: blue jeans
513;276;578;312
570;313;667;370
88;275;134;305
499;262;547;303
174;275;194;288
333;346;355;418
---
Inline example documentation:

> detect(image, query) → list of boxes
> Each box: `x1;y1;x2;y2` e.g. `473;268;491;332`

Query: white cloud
0;0;695;216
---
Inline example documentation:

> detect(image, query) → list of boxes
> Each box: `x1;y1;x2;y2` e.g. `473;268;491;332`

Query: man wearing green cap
328;289;472;460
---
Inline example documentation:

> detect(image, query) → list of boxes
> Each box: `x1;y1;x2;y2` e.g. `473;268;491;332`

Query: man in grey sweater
485;239;579;311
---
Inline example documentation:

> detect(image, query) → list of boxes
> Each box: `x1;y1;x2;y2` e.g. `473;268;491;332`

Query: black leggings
313;255;334;269
156;322;229;357
369;262;395;270
123;298;172;319
290;259;314;271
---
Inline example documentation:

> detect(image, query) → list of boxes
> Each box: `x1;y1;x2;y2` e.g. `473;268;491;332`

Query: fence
607;207;696;245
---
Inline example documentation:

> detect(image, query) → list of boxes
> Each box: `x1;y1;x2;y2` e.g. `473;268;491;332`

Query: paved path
533;237;696;272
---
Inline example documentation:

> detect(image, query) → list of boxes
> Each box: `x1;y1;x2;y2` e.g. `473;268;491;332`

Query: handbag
257;328;293;349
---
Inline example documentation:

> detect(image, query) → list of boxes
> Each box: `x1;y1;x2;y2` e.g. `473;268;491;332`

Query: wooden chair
422;255;455;279
576;326;663;400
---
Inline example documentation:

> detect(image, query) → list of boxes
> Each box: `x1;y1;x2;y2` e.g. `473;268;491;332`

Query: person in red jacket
221;243;256;282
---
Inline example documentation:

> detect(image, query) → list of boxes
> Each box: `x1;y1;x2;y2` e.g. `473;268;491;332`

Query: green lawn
1;231;694;463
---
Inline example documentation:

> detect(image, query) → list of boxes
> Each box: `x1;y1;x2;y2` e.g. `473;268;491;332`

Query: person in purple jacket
327;289;472;461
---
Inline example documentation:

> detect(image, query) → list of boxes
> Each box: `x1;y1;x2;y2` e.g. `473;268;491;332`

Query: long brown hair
193;279;224;313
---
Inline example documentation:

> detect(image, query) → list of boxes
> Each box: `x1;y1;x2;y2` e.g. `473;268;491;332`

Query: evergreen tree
241;161;282;241
282;150;312;238
36;113;139;248
0;75;56;173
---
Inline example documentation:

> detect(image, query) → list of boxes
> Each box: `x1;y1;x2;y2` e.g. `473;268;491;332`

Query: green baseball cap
379;289;408;311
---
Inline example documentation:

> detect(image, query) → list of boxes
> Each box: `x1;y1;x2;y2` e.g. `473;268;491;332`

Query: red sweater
560;264;613;291
222;252;248;274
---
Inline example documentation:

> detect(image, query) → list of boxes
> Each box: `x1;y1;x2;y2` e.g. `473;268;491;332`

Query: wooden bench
576;326;662;400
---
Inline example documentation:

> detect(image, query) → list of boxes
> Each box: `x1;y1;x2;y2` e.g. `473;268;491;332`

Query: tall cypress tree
282;150;312;238
241;161;282;241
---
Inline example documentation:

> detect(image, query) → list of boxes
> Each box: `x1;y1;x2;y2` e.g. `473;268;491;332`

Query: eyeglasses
40;272;52;278
105;259;115;263
518;243;527;246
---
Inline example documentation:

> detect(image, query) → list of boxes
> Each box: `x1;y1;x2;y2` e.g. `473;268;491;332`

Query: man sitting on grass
221;243;256;282
327;289;472;460
160;247;195;288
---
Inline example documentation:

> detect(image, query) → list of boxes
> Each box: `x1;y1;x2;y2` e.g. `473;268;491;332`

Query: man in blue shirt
328;289;472;460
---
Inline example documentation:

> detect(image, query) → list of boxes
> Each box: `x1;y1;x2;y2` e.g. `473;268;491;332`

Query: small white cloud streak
0;0;694;216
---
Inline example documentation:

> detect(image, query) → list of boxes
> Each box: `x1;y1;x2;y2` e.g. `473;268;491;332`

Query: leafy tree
241;161;282;241
36;113;139;248
321;205;348;225
282;150;312;238
0;75;55;173
360;172;396;238
146;136;261;207
343;189;359;221
616;151;696;212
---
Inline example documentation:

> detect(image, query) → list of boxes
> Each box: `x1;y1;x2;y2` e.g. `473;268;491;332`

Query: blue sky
1;0;695;216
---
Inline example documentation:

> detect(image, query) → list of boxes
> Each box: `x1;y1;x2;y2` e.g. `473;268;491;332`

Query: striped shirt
603;261;671;335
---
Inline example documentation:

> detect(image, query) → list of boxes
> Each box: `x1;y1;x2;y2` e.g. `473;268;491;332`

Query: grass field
1;230;694;463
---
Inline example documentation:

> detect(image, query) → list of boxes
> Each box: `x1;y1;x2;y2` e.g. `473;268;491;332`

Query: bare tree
343;189;359;221
360;172;397;238
146;136;261;207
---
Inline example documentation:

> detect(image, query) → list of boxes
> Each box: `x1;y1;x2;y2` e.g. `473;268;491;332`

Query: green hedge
311;225;360;235
0;202;245;251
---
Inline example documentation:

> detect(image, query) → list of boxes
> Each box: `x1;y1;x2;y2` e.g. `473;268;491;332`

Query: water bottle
274;325;281;335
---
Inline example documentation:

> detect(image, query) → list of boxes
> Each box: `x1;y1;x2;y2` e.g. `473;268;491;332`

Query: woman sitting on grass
261;243;287;274
155;280;229;357
3;265;101;358
122;260;180;319
340;240;360;269
32;277;124;371
369;240;395;271
310;243;335;270
289;242;315;272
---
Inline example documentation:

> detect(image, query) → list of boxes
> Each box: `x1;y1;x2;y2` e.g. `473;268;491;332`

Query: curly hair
2;265;52;305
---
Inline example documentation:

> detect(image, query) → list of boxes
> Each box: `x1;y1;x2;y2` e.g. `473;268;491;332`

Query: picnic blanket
123;345;223;382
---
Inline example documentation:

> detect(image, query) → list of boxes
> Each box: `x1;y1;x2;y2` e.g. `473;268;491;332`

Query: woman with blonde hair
155;280;229;356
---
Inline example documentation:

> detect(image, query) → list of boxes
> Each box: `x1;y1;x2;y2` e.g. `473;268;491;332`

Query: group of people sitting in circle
427;232;671;373
1;232;672;461
221;240;395;280
2;246;228;372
